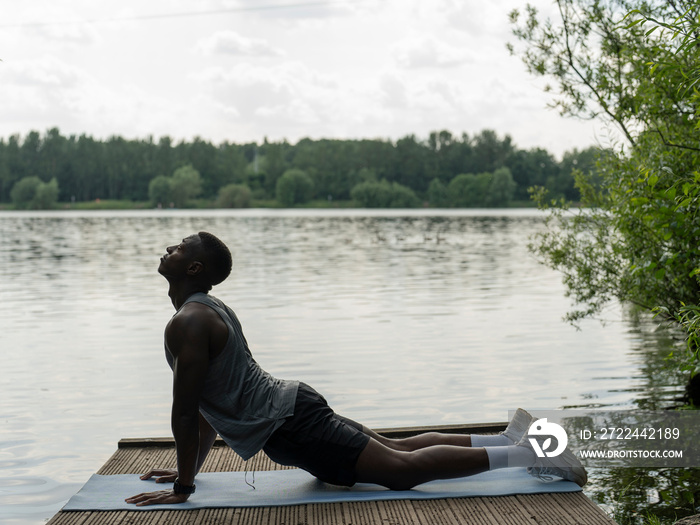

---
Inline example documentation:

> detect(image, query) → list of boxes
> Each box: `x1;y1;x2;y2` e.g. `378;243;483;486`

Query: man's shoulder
166;304;222;348
167;296;230;356
171;301;218;324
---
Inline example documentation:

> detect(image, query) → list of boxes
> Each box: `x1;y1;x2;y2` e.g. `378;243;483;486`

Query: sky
0;0;614;158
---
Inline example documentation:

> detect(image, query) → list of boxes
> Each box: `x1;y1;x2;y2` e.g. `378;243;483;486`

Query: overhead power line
1;0;364;28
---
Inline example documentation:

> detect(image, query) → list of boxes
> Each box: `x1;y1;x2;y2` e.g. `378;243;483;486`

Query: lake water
0;208;688;524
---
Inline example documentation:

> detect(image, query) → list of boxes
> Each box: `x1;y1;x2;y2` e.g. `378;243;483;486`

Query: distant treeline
0;128;599;208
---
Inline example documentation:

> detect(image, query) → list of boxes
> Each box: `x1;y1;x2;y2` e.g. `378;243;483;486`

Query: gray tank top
165;292;299;460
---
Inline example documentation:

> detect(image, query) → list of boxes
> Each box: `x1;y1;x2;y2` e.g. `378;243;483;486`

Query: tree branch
557;0;637;146
652;127;700;152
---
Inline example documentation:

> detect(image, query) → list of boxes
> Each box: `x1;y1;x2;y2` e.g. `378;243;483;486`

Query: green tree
0;128;604;207
216;144;248;185
350;179;419;208
556;147;600;201
427;178;449;207
355;139;398;181
1;136;21;202
33;178;59;209
351;180;393;208
510;1;700;340
471;130;514;173
216;183;252;208
148;175;172;207
356;167;378;184
262;140;289;197
104;136;128;200
170;165;202;207
185;137;218;198
506;147;560;201
20;132;41;181
276;168;314;206
489;167;517;206
71;134;103;201
387;181;420;208
154;136;175;184
10;176;59;209
448;172;492;207
394;135;430;191
10;176;42;209
38;128;71;196
0;141;10;202
427;130;464;183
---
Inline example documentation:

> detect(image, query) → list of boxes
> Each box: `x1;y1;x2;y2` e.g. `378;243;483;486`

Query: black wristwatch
173;478;196;495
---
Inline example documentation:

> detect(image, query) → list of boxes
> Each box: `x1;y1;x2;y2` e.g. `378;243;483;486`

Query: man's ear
187;261;204;276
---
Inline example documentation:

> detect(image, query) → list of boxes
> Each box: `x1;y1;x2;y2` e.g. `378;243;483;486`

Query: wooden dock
47;424;617;525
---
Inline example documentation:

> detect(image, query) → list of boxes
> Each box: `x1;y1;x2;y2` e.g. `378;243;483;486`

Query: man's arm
126;306;212;506
136;414;218;484
170;311;210;488
196;412;218;473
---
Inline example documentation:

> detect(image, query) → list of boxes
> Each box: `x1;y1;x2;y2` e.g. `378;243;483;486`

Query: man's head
196;231;233;288
159;232;232;290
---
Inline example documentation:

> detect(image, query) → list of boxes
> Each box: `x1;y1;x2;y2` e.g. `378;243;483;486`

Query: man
126;232;586;506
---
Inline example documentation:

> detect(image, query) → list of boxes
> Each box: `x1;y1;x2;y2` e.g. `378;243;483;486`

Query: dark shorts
263;382;370;487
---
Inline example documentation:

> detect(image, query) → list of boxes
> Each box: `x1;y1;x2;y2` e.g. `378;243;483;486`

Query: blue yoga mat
63;468;581;511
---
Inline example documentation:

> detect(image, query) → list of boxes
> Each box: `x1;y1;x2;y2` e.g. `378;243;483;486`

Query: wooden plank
49;426;616;525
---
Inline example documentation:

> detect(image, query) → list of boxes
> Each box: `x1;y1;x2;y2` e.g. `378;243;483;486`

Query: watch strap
173;478;196;495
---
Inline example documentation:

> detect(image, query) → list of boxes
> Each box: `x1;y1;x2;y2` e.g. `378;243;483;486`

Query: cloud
377;68;471;113
0;57;99;136
197;60;382;139
196;31;283;57
0;0;602;156
392;35;473;69
0;55;185;140
205;61;339;103
379;73;409;108
4;56;86;88
26;22;99;46
218;0;355;20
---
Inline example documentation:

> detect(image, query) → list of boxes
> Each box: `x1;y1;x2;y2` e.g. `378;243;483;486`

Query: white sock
484;445;536;470
470;434;513;447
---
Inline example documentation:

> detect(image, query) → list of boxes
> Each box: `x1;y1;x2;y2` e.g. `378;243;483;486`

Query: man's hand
139;468;178;483
125;489;189;506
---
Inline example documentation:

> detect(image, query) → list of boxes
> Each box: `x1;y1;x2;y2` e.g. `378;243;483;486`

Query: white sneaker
517;433;588;487
501;408;535;443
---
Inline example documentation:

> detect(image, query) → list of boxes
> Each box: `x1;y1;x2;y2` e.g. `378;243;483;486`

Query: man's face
158;235;203;278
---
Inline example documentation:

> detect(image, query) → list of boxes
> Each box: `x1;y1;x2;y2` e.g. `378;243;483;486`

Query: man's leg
354;425;588;490
358;408;535;452
360;426;475;450
354;437;491;490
